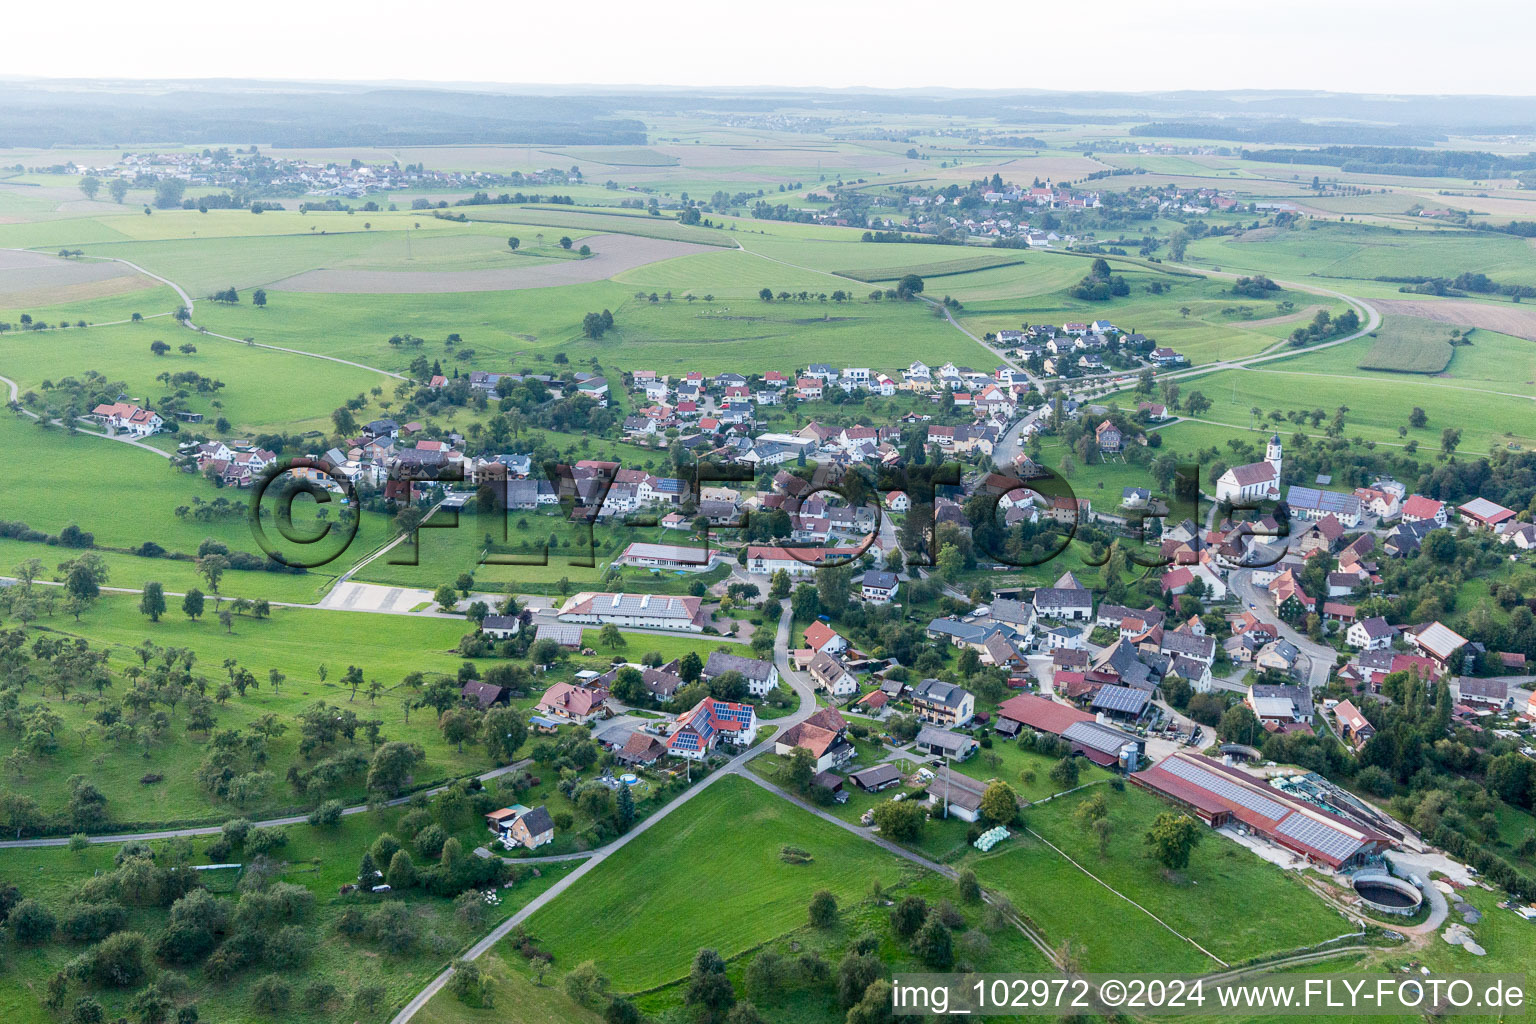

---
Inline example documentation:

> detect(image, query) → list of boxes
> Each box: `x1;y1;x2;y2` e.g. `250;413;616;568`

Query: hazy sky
10;0;1536;95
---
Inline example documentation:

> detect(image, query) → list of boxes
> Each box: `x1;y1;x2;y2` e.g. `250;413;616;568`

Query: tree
1144;811;1203;872
744;950;787;1000
815;561;854;610
1048;756;1080;790
433;584;458;612
598;623;626;650
1217;704;1262;746
366;741;425;797
685;948;735;1022
872;799;926;842
559;236;573;250
956;868;981;904
90;931;148;987
836;952;881;1008
889;894;928;938
182;589;205;621
64;559;103;620
378;848;417;891
507;237;520;251
482;706;527;764
1409;406;1428;429
604;999;640;1024
252;975;291;1013
808;889;838;928
786;746;816;792
196;554;228;596
724;1002;764;1024
1093;816;1115;857
150;340;170;356
439;706;479;752
846;980;897;1024
139;582;166;622
911;911;953;968
251;288;267;308
896;273;925;298
449;959;488;1007
979;781;1019;824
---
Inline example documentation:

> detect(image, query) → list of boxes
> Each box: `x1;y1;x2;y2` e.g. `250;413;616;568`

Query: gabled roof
997;694;1094;735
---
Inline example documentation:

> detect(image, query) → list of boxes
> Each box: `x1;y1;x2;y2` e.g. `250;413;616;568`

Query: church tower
1266;432;1283;477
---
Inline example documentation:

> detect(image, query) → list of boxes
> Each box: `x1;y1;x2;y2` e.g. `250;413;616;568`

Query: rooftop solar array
1276;811;1363;863
1062;720;1134;755
1091;684;1150;714
1159;755;1288;821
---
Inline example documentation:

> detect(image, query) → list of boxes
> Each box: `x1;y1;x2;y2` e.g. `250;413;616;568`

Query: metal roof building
1132;751;1392;870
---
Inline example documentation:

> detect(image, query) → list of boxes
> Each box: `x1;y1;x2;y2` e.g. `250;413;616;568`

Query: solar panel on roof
1276;812;1363;863
1061;721;1133;754
1159;756;1288;820
1091;685;1149;714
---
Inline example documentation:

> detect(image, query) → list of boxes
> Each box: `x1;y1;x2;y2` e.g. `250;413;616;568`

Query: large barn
1132;751;1392;870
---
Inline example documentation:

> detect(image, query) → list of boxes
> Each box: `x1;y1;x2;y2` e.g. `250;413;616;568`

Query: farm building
557;592;706;632
926;766;987;823
617;542;721;571
1132;752;1392;870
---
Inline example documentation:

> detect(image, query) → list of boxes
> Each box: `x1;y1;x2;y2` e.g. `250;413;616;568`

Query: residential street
388;600;818;1024
1227;568;1337;691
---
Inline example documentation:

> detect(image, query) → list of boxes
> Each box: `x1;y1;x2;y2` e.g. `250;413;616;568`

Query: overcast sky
10;0;1535;95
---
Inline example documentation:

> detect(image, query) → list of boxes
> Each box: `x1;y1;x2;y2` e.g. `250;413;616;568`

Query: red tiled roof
997;694;1093;735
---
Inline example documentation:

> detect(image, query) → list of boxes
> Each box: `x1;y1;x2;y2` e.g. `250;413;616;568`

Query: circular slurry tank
1352;872;1423;916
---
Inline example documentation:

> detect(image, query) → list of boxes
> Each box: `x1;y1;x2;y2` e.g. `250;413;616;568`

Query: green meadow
521;775;917;990
965;784;1353;972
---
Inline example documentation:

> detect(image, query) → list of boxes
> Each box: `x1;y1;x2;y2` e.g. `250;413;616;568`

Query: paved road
1228;568;1336;691
1;371;173;459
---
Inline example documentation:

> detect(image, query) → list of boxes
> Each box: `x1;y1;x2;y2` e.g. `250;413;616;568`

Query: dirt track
0;248;152;305
1374;298;1536;342
264;233;708;294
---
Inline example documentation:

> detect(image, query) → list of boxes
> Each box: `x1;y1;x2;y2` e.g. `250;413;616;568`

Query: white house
1347;616;1393;651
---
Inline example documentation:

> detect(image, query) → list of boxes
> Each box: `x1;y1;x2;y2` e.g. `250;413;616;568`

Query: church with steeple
1214;433;1282;504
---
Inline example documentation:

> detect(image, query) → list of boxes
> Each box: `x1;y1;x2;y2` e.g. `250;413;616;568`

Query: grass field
521;775;919;990
836;252;1029;282
965;784;1353;972
1356;316;1460;373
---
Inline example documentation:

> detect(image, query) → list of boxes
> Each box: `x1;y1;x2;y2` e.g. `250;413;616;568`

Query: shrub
808;889;838;928
890;895;927;938
10;898;57;943
414;824;446;859
60;903;128;944
90;931;148;988
251;974;292;1012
